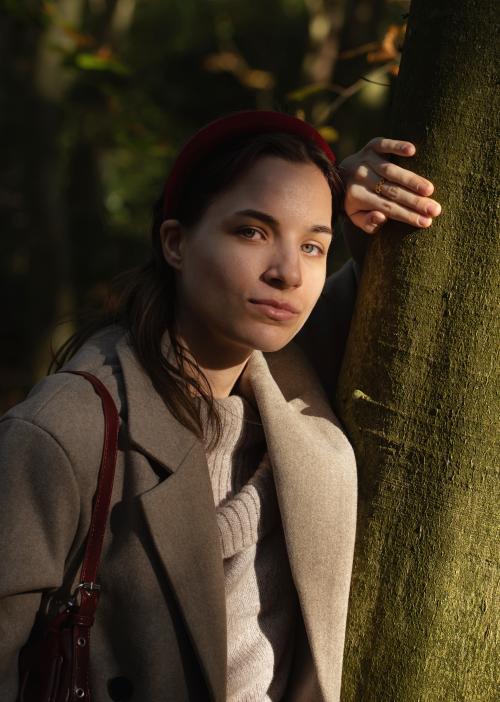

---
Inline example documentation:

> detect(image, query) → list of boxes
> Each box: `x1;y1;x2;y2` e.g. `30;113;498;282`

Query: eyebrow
231;209;333;236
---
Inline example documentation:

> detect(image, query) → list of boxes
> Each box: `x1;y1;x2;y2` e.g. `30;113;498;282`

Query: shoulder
0;324;127;481
3;324;125;419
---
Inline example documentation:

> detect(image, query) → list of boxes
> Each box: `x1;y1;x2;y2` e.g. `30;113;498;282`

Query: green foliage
0;0;395;400
74;52;129;74
0;0;45;24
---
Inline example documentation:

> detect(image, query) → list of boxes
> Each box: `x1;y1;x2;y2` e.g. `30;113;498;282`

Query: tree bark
337;0;498;700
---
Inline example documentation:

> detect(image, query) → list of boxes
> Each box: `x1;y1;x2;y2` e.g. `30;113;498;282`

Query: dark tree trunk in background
18;0;84;379
302;0;345;85
0;5;42;407
337;0;498;699
330;0;386;161
0;2;77;394
335;0;385;86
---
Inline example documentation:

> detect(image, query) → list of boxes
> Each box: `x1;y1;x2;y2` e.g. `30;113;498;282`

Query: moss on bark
337;1;499;699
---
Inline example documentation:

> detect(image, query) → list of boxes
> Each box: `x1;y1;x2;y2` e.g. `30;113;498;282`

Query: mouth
248;298;300;321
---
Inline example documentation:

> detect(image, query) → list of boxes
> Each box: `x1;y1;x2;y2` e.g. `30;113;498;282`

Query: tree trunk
336;0;498;700
29;0;86;378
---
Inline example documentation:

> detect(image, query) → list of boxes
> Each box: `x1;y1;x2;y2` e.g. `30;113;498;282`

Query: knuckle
356;162;370;180
415;196;428;212
380;162;395;179
380;199;392;214
386;185;399;200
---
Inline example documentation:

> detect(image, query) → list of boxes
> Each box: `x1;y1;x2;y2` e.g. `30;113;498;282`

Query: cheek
302;265;327;311
181;240;252;302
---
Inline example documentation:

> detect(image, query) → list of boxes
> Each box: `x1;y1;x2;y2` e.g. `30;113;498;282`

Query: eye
237;227;264;240
302;242;324;256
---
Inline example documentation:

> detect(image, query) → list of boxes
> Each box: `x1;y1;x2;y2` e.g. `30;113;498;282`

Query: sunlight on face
171;156;333;361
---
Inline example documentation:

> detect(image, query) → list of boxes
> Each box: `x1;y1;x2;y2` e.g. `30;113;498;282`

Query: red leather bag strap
64;370;120;619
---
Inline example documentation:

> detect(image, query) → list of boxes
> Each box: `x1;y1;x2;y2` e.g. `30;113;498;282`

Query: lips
249;298;299;313
248;298;301;321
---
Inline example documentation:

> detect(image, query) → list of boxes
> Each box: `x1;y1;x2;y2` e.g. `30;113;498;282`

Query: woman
0;111;441;702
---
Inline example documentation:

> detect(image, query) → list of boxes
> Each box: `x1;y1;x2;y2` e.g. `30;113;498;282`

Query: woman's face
161;156;333;362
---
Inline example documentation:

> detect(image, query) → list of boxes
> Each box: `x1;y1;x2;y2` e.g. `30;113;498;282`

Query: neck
174;323;253;400
201;365;247;399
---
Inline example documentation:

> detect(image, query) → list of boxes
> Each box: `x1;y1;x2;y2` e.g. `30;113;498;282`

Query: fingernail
426;203;441;216
418;216;432;227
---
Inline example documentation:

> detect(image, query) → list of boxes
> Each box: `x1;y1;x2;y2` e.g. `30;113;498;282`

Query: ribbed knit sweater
202;395;298;702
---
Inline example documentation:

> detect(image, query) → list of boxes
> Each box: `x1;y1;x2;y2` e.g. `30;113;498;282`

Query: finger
364;169;441;216
352;151;435;197
366;136;416;158
347;185;435;228
372;157;435;196
350;210;387;235
373;180;441;217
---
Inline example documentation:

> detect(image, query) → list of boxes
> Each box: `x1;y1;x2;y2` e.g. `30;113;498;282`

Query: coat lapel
114;332;357;702
116;336;227;702
245;344;357;701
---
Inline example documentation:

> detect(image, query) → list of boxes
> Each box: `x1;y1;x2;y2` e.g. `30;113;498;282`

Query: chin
236;323;300;354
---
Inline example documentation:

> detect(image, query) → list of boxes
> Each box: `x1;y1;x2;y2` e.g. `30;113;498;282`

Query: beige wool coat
0;263;359;702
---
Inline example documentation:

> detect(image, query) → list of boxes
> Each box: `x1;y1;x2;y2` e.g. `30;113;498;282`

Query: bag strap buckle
68;581;101;609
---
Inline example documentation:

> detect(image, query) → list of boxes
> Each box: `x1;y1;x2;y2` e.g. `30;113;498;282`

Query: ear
160;219;185;270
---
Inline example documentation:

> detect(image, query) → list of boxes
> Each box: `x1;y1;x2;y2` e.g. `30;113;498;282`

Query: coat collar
116;333;199;471
116;332;227;700
115;330;357;702
245;345;357;700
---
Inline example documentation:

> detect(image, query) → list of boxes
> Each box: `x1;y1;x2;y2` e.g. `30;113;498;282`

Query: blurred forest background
0;0;409;412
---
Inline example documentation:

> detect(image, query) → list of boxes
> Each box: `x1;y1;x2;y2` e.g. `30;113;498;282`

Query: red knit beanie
162;110;336;220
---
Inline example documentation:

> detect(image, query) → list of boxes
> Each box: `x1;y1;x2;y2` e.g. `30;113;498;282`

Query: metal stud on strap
76;581;101;593
68;581;101;608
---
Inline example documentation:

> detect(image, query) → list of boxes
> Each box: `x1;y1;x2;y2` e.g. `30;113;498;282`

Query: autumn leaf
42;1;56;17
242;69;274;90
61;26;95;48
367;24;406;63
96;46;114;61
337;24;406;64
203;51;274;91
203;51;244;73
338;42;380;60
317;125;339;143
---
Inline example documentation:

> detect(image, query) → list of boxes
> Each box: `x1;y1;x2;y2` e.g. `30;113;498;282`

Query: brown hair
51;132;343;443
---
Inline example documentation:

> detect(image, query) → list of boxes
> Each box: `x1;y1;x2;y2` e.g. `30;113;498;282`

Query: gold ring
375;177;386;195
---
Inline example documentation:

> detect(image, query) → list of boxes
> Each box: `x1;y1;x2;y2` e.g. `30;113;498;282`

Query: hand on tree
339;137;442;235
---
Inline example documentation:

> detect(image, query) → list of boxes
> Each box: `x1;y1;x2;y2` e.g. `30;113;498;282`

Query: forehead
205;156;332;221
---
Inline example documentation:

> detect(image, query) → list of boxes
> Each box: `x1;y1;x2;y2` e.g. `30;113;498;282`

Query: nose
262;244;302;289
